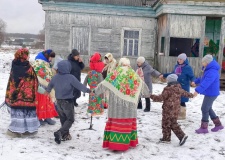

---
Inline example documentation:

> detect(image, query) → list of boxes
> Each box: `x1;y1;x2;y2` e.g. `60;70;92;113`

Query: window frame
121;28;142;57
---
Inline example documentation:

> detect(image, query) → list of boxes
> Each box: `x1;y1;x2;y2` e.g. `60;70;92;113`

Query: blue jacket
35;52;49;62
195;60;220;96
46;60;91;100
163;59;195;102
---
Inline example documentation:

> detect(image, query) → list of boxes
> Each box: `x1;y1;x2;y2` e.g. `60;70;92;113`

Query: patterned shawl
5;60;38;109
101;66;143;104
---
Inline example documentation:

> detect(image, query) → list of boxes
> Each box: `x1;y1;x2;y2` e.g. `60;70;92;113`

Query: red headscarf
89;52;105;73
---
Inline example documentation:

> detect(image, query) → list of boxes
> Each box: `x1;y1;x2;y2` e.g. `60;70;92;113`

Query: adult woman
67;49;85;107
193;54;224;134
102;53;117;79
94;58;150;151
83;52;105;116
159;53;195;119
5;48;40;136
33;49;58;125
136;56;161;112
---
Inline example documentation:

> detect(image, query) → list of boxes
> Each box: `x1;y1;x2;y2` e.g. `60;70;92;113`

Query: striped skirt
103;118;138;151
8;108;40;133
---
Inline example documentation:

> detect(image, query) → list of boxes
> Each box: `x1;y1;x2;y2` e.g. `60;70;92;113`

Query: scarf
101;66;143;105
175;64;186;75
5;60;38;108
136;67;144;80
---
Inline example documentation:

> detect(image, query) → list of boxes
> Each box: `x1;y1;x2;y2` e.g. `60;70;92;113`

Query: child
83;52;105;115
150;74;194;146
46;60;91;144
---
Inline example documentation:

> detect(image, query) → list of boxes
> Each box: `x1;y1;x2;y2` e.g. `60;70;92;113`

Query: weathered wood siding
218;17;225;73
48;0;156;6
45;9;156;66
157;14;206;76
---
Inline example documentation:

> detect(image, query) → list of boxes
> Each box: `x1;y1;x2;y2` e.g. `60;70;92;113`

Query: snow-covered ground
0;47;225;160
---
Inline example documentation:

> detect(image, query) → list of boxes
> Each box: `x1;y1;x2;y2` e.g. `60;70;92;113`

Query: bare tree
38;23;45;42
0;18;6;46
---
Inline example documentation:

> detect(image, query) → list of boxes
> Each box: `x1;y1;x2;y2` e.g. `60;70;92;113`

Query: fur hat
137;56;145;64
71;49;80;57
166;74;178;83
202;54;213;64
119;58;130;66
177;53;187;61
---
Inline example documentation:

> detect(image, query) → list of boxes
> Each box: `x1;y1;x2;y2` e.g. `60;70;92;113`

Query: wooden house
154;0;225;78
38;0;157;68
39;0;225;82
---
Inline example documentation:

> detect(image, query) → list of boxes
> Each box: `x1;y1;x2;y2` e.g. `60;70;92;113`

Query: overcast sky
0;0;45;34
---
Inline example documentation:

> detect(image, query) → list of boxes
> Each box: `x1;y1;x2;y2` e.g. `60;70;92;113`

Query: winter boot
137;99;142;109
179;135;188;146
195;121;209;134
178;106;186;120
211;117;224;132
62;132;72;141
159;137;171;144
39;119;47;126
54;131;62;144
144;98;151;112
45;118;56;125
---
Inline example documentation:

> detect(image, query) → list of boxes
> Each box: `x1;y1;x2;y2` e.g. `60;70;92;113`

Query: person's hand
79;57;83;62
159;75;163;79
191;82;196;87
193;91;198;98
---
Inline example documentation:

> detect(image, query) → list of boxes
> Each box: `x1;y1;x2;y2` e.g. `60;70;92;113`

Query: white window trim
121;27;142;57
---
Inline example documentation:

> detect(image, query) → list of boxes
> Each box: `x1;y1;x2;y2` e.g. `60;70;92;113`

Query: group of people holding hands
4;48;224;151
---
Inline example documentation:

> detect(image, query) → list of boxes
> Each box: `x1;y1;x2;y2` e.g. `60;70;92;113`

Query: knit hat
71;49;80;57
119;58;130;66
137;56;145;64
177;53;187;61
166;74;178;83
202;54;213;64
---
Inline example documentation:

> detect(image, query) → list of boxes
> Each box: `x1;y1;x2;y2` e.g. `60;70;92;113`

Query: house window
123;30;139;56
169;37;200;57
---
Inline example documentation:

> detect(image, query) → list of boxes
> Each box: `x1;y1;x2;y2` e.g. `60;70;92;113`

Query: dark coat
163;59;195;103
195;60;220;96
150;82;193;118
67;54;85;99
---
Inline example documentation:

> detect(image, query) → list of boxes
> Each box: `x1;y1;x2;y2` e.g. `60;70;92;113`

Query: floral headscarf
14;48;29;61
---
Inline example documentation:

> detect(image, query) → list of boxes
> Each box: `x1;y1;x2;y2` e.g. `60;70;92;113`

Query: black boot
144;98;151;112
137;99;142;109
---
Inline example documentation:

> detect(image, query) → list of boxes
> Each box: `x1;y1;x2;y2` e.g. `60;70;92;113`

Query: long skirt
9;108;40;133
103;118;138;151
87;92;104;116
36;93;58;119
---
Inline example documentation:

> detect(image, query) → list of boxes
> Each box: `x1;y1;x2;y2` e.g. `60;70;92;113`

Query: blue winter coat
163;59;195;102
194;60;220;96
